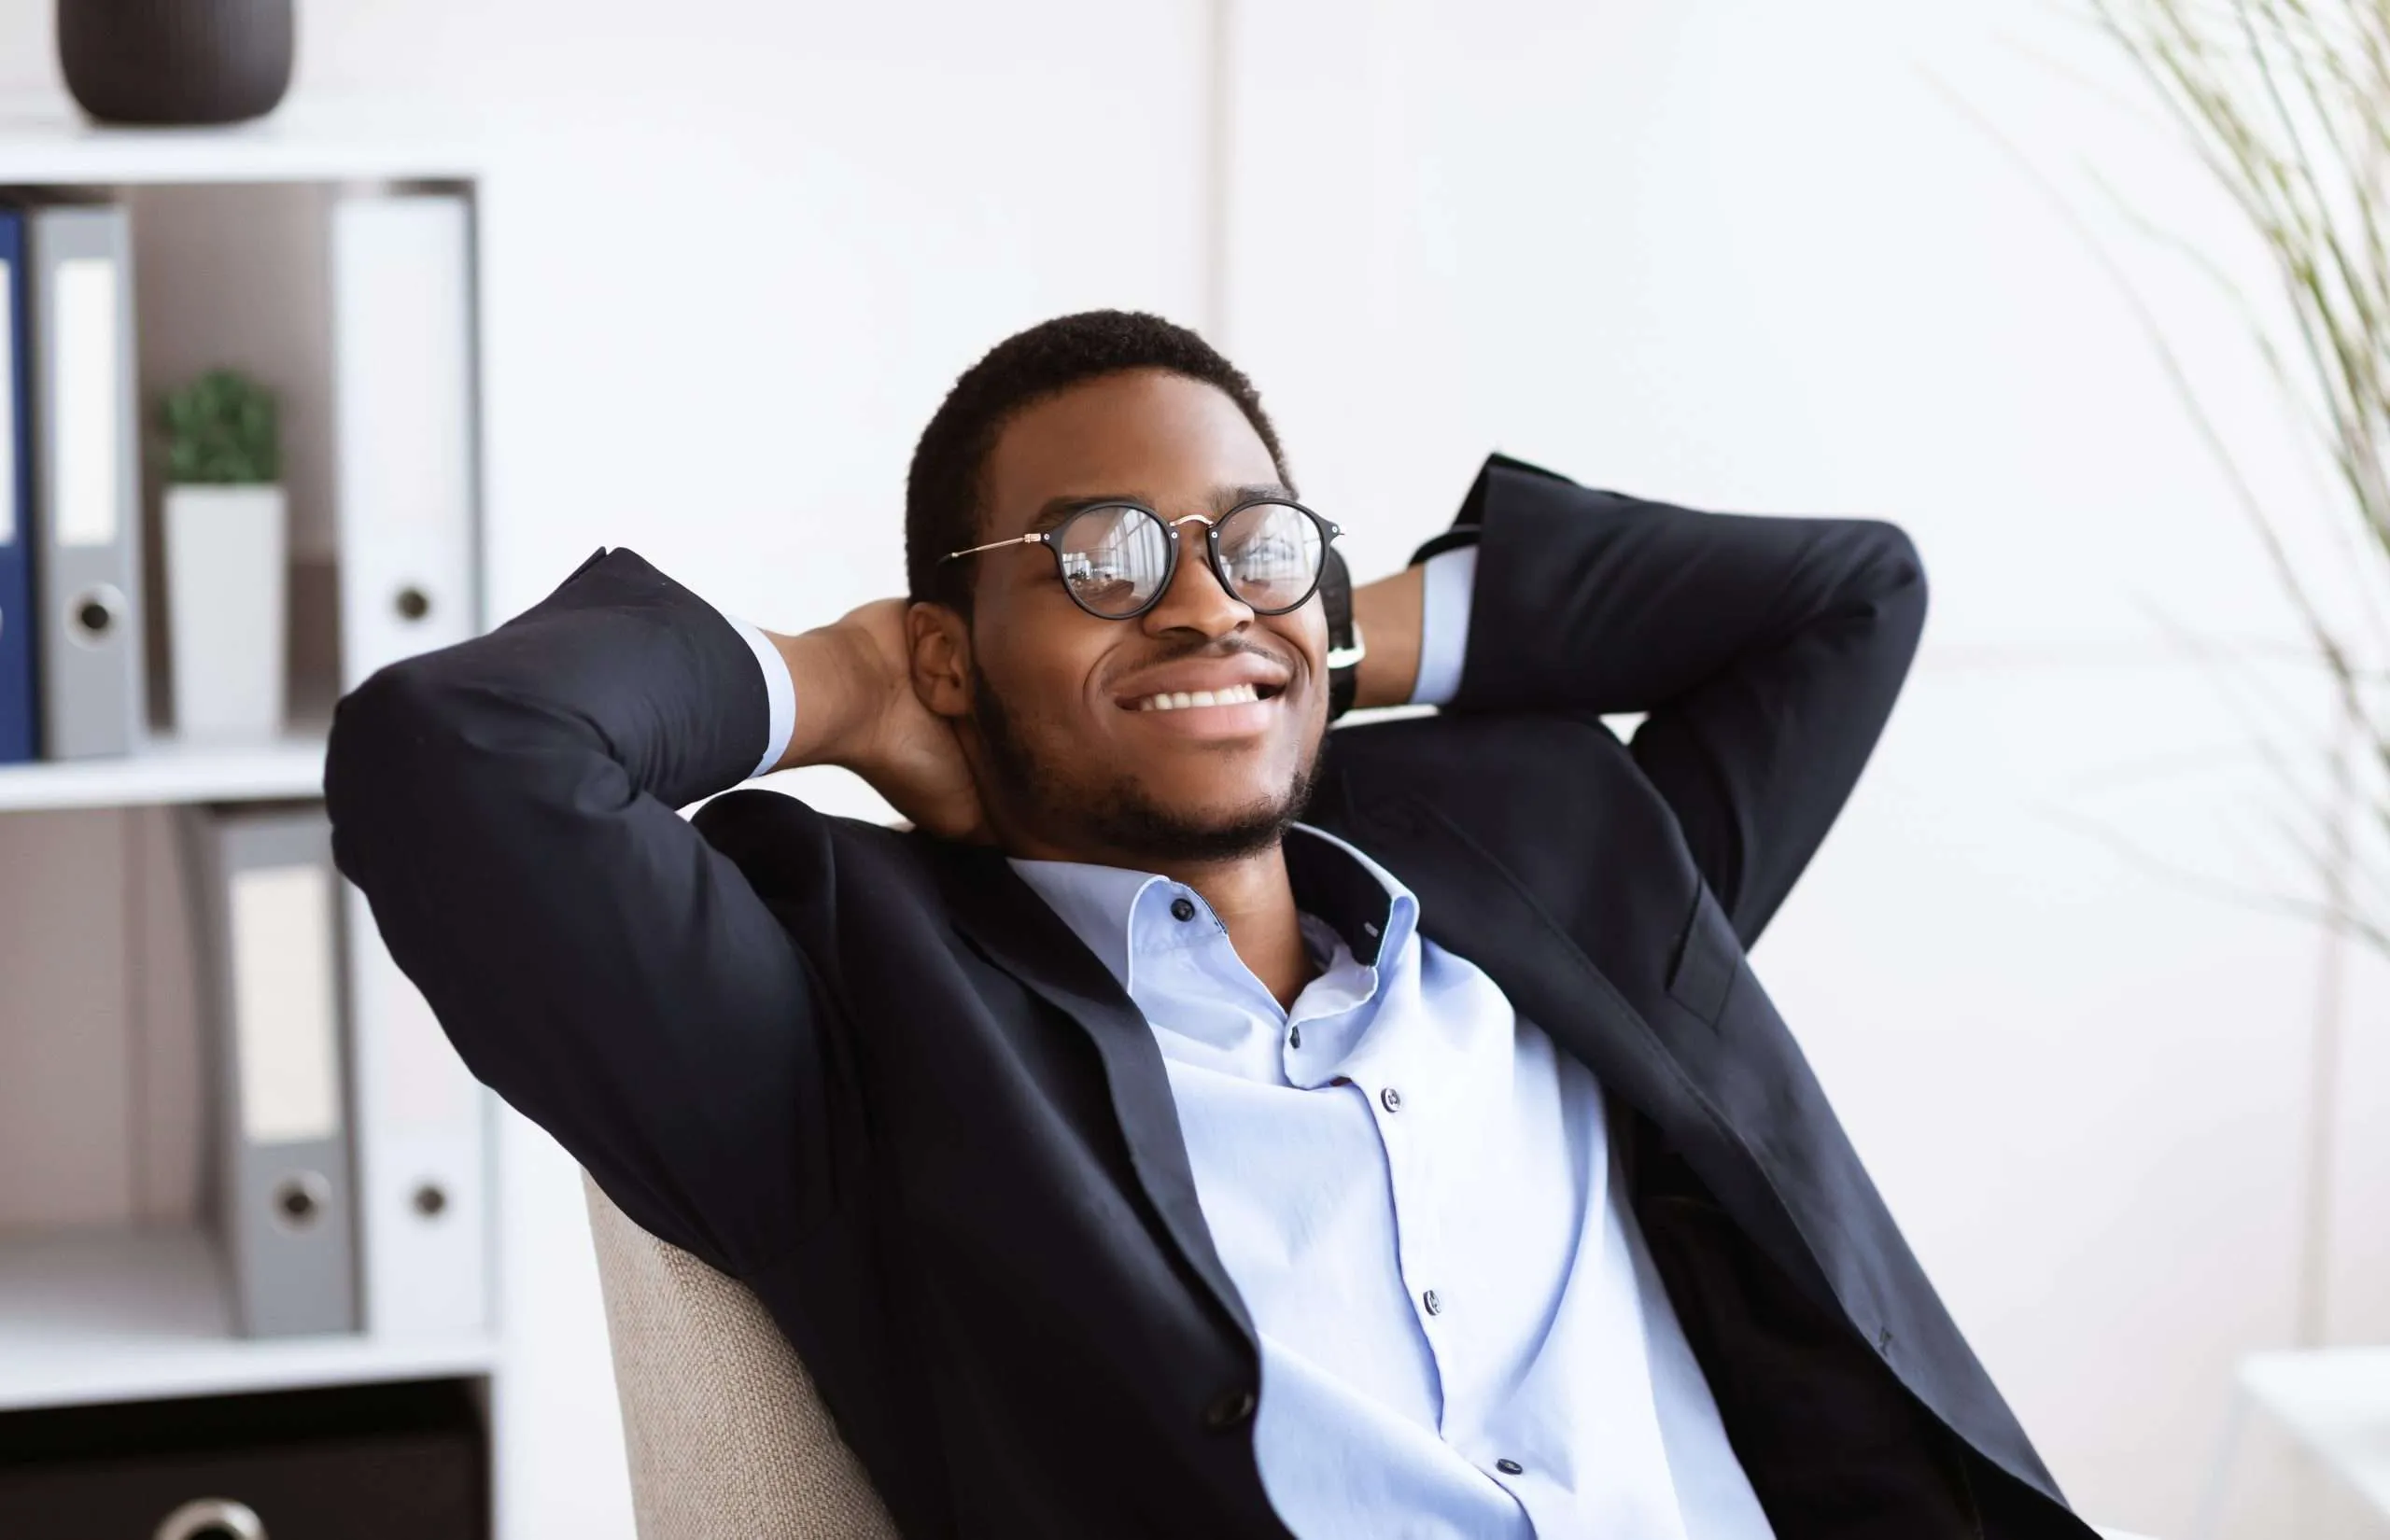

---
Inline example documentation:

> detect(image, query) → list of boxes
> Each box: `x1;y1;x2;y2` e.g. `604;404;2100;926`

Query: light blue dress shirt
729;549;1773;1538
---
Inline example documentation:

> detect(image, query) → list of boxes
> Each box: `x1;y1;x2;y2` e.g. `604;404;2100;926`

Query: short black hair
905;310;1289;612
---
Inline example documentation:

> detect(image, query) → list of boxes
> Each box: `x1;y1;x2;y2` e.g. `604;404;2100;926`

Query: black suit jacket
326;455;2093;1539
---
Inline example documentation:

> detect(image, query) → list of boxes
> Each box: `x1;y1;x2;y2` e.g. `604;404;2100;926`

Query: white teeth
1133;682;1264;712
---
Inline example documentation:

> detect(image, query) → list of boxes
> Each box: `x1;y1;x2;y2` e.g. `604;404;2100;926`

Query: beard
970;662;1325;865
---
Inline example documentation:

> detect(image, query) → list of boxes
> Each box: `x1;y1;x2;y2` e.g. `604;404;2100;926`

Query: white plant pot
163;483;288;742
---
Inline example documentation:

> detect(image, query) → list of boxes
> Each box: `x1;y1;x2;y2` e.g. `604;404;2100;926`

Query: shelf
0;104;480;185
0;1225;498;1412
0;731;326;814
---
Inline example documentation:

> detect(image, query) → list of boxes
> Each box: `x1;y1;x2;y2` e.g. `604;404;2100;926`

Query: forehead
978;369;1281;540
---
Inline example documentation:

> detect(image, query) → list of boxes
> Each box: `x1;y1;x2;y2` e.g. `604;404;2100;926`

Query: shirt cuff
1409;545;1477;707
715;607;796;780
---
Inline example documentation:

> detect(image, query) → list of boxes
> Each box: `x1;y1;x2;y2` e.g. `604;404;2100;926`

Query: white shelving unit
0;730;326;813
0;112;503;1533
0;1225;498;1414
0;104;479;184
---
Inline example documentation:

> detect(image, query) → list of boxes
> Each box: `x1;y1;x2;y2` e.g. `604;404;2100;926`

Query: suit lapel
1341;791;1827;1303
932;845;1258;1346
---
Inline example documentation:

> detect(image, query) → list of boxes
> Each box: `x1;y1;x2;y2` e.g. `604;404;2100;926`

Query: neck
1160;845;1313;1010
1001;819;1315;1009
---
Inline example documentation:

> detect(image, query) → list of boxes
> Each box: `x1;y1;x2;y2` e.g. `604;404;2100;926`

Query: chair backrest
582;1171;900;1539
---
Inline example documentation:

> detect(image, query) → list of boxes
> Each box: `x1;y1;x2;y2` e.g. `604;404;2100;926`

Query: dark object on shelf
56;0;295;126
0;1378;487;1538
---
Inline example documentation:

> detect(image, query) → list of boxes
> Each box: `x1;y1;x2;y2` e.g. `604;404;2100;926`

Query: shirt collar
1005;859;1163;992
1282;824;1416;970
1007;823;1419;995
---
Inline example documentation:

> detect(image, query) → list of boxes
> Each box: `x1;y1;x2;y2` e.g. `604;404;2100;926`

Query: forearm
1449;463;1925;719
325;547;825;1267
332;548;774;811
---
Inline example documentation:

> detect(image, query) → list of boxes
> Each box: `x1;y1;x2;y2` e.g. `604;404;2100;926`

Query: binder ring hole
154;1496;266;1540
271;1171;330;1232
413;1181;448;1218
395;585;431;621
69;584;125;646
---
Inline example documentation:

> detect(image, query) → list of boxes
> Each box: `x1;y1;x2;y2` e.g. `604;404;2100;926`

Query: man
327;311;2091;1537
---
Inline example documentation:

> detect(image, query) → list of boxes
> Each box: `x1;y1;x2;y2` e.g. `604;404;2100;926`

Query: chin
1086;785;1306;864
976;683;1325;863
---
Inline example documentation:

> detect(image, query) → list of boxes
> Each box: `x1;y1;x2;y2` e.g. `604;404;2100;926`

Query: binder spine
329;189;491;1335
28;203;144;761
348;889;491;1336
186;805;361;1338
0;208;32;765
330;191;478;692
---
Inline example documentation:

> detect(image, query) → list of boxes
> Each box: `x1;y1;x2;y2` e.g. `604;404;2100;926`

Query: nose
1140;521;1251;641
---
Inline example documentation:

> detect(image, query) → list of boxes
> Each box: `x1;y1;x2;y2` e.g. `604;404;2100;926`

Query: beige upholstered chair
583;1172;900;1539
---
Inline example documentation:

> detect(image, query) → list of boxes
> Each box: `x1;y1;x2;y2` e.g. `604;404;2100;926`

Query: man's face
939;369;1329;863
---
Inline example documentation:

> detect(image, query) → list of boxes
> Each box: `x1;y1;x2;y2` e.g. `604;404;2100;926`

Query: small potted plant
160;369;286;742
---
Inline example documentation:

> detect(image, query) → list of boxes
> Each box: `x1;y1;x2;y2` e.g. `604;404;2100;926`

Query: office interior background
0;0;2383;1535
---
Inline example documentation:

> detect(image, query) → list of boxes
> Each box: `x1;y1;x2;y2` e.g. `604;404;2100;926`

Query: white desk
2196;1347;2390;1537
2242;1349;2390;1514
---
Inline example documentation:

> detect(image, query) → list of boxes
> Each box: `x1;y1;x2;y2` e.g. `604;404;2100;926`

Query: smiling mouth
1129;682;1281;713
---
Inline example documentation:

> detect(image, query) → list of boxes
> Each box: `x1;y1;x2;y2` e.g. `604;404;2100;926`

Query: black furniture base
0;1378;487;1539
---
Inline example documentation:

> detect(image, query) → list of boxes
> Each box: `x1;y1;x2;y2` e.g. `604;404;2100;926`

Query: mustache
1106;633;1298;679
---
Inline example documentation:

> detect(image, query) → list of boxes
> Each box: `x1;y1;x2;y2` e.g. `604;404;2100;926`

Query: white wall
0;0;2375;1534
1227;4;2390;1536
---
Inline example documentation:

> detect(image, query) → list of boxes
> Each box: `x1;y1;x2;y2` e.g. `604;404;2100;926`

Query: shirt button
1380;1085;1402;1113
1421;1288;1442;1316
1495;1457;1525;1476
1203;1386;1257;1430
1288;1025;1301;1049
1170;896;1197;922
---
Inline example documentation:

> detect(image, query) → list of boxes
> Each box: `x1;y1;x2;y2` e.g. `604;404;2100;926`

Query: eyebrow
1024;483;1300;534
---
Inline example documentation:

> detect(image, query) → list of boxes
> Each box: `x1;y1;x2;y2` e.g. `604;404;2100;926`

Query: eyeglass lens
1055;503;1324;618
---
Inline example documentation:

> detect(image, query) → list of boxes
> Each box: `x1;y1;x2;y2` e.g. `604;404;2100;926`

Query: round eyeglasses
940;498;1343;621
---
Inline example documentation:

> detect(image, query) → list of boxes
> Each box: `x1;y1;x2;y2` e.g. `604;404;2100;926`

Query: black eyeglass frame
938;497;1345;621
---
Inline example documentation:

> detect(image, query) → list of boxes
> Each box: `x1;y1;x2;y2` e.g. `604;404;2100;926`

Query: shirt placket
1329;1018;1455;1430
1345;977;1557;1529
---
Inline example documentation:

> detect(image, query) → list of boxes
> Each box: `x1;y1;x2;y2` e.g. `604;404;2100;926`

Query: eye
1054;506;1172;615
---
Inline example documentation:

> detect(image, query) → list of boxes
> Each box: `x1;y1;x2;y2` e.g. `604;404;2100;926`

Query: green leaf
157;368;279;485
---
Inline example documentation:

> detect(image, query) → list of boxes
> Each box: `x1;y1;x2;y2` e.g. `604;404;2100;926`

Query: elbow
324;660;466;877
1855;517;1929;647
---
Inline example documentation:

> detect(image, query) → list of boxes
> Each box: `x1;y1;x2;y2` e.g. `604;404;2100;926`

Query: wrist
769;623;880;773
1349;565;1425;709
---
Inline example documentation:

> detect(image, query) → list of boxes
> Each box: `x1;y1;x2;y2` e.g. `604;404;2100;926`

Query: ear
907;600;973;721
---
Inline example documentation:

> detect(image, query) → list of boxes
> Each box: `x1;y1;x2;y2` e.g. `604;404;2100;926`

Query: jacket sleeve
323;547;831;1275
1432;454;1928;946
